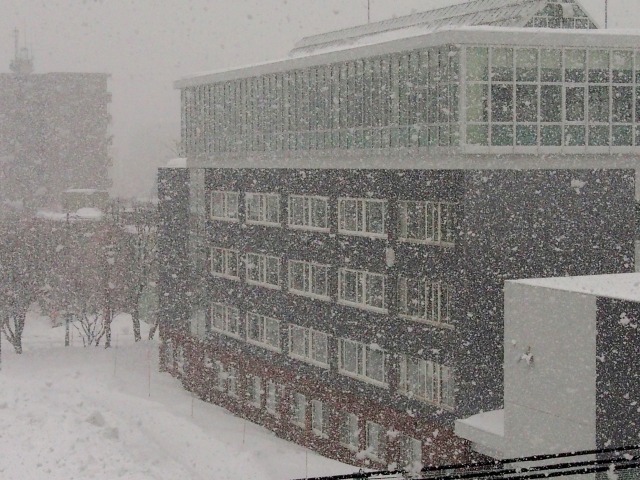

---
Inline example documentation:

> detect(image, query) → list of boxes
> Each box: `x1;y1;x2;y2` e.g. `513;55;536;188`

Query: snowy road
0;315;352;480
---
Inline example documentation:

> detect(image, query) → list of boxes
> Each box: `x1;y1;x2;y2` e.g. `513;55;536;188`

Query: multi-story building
158;0;638;468
0;32;112;208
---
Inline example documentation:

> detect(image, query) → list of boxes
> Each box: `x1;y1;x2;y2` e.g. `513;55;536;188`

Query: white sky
0;0;637;197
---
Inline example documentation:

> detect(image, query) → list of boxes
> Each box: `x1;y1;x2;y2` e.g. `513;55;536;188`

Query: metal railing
294;445;640;480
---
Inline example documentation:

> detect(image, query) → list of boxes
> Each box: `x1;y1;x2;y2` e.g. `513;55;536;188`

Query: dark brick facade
158;166;635;467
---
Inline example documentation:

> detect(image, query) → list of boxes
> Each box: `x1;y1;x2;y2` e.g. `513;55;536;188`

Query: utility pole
605;0;608;29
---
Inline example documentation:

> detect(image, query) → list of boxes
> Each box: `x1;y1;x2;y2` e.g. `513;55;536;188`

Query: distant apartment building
158;0;637;469
0;32;111;208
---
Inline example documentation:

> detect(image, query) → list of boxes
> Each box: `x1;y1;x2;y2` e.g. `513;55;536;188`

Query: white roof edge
455;409;505;459
162;157;188;169
507;273;640;303
175;27;640;89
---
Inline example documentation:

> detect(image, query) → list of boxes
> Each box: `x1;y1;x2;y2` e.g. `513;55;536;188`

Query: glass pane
289;261;305;291
589;125;610;146
565;49;586;83
366;274;385;309
312;331;328;364
612;86;633;123
589;50;610;83
311;265;327;296
310;198;327;228
565;125;586;146
340;199;358;231
491;48;513;82
466;47;489;81
466;84;488;122
566;87;585;122
612;125;632;146
516;49;538;82
516;125;537;146
366;348;385;383
341;340;359;373
491;125;513;146
403;202;426;240
341;270;358;303
588;86;610;123
612;51;633;83
540;85;562;122
541;49;562;82
516;85;538;122
491;84;513;122
290;326;305;356
246;194;261;222
266;318;279;348
466;124;488;146
265;195;279;223
366;201;385;234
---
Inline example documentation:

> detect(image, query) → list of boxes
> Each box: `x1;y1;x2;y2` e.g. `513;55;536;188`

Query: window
288;324;330;367
288;195;329;230
210;303;241;338
399;201;456;245
365;421;386;461
210;247;239;279
247;375;262;407
338;198;386;236
288;260;330;299
399;435;423;471
190;309;207;338
266;380;279;416
311;400;330;437
210;190;239;221
397;278;451;326
338;338;387;385
292;393;307;427
246;192;280;225
246;313;281;351
399;356;455;408
246;253;280;288
339;411;359;450
338;268;386;311
214;361;226;391
228;365;238;397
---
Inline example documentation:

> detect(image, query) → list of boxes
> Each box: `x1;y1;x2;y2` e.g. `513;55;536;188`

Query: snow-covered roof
458;409;505;437
175;27;640;89
510;273;640;303
163;158;188;169
291;0;597;56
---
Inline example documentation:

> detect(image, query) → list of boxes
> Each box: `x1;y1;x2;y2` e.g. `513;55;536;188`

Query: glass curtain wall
182;46;460;156
465;46;639;150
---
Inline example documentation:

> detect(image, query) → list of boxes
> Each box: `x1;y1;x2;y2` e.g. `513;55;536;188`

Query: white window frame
338;268;387;313
189;309;207;338
399;435;423;470
214;360;226;391
210;303;241;339
338;338;388;387
292;392;307;428
339;411;360;450
210;247;240;279
338;197;387;237
399;201;456;246
247;374;262;407
246;313;281;352
246;253;281;289
246;192;280;226
288;324;330;368
288;260;330;300
399;355;455;409
266;380;280;416
288;195;329;231
365;421;386;461
397;278;452;327
311;399;330;438
227;365;238;398
210;190;239;222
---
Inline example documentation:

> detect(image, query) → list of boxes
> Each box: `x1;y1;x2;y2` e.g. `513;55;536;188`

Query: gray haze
1;0;637;197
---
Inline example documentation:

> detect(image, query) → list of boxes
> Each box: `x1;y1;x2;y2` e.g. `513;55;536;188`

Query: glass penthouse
160;0;638;469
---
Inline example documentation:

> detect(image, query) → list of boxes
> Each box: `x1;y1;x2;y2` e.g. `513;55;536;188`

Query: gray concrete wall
503;282;597;457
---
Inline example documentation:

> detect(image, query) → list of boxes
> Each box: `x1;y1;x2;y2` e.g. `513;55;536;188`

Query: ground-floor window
365;421;386;461
399;434;422;471
266;380;279;416
311;400;330;437
339;411;359;450
247;374;262;407
292;392;307;428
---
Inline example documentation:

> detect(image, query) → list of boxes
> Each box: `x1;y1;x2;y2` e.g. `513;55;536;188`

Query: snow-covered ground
0;314;354;480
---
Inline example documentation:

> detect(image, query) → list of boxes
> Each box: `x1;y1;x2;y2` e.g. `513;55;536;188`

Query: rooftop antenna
9;27;34;75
